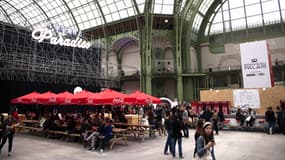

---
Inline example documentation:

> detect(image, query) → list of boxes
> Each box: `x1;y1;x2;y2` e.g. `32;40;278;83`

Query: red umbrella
55;91;73;104
36;91;57;105
81;92;99;105
95;89;136;105
129;90;161;105
10;91;41;104
59;90;93;105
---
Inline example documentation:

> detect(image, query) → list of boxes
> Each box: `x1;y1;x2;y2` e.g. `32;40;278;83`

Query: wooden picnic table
22;119;40;124
17;120;43;134
109;128;128;149
114;123;155;141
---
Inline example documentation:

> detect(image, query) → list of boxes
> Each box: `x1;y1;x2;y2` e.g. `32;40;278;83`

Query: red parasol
55;91;73;104
129;90;161;105
95;89;136;105
36;91;57;105
59;90;93;105
81;92;100;105
10;91;41;104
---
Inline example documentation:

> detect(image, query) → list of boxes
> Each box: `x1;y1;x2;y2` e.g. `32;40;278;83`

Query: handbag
194;150;213;160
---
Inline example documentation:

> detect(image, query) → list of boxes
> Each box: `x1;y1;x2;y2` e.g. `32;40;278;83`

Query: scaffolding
0;22;118;88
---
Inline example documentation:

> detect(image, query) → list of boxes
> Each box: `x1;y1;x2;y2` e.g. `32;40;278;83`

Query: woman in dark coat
171;115;184;159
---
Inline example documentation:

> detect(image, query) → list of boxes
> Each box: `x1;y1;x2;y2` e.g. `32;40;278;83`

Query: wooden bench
46;130;68;139
17;125;43;134
68;133;82;142
69;133;81;138
46;130;82;142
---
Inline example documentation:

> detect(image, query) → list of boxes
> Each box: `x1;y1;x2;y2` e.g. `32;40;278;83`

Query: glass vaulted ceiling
0;0;215;33
207;0;285;35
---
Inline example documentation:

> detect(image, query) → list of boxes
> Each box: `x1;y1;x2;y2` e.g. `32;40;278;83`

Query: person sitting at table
119;113;128;123
30;111;38;120
51;117;63;131
66;116;76;134
236;108;245;127
39;113;48;128
245;107;256;128
94;118;113;152
87;115;105;151
12;108;19;121
80;118;91;148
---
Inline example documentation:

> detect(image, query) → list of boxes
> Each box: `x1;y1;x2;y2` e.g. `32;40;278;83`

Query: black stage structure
0;22;118;113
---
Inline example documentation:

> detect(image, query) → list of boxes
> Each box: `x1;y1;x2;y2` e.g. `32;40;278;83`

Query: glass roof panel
0;8;10;24
192;13;203;33
199;0;214;15
281;0;285;9
190;0;215;41
263;11;281;24
153;0;174;14
97;0;137;23
230;7;245;20
247;15;263;28
245;0;260;5
67;0;103;30
246;4;261;16
135;0;145;13
179;0;187;12
262;0;280;14
231;18;246;31
0;1;31;27
37;0;75;29
229;0;243;8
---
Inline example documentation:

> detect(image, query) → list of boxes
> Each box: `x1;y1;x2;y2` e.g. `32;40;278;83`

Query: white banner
233;89;260;108
240;40;273;88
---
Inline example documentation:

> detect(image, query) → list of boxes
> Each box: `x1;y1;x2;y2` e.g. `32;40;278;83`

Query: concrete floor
1;130;285;160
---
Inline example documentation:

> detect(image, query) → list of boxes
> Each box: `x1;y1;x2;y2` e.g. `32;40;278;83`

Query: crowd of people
1;103;285;159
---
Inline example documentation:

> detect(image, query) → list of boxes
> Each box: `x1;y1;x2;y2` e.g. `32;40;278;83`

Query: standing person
0;114;4;143
182;105;189;138
280;106;285;135
265;107;276;134
163;112;173;155
202;108;212;122
195;122;216;160
193;119;204;158
217;107;225;130
189;108;197;128
171;114;184;159
0;113;19;156
212;109;219;135
276;106;282;133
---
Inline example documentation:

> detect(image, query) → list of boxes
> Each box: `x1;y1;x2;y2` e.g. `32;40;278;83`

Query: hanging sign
32;28;91;49
240;40;273;88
